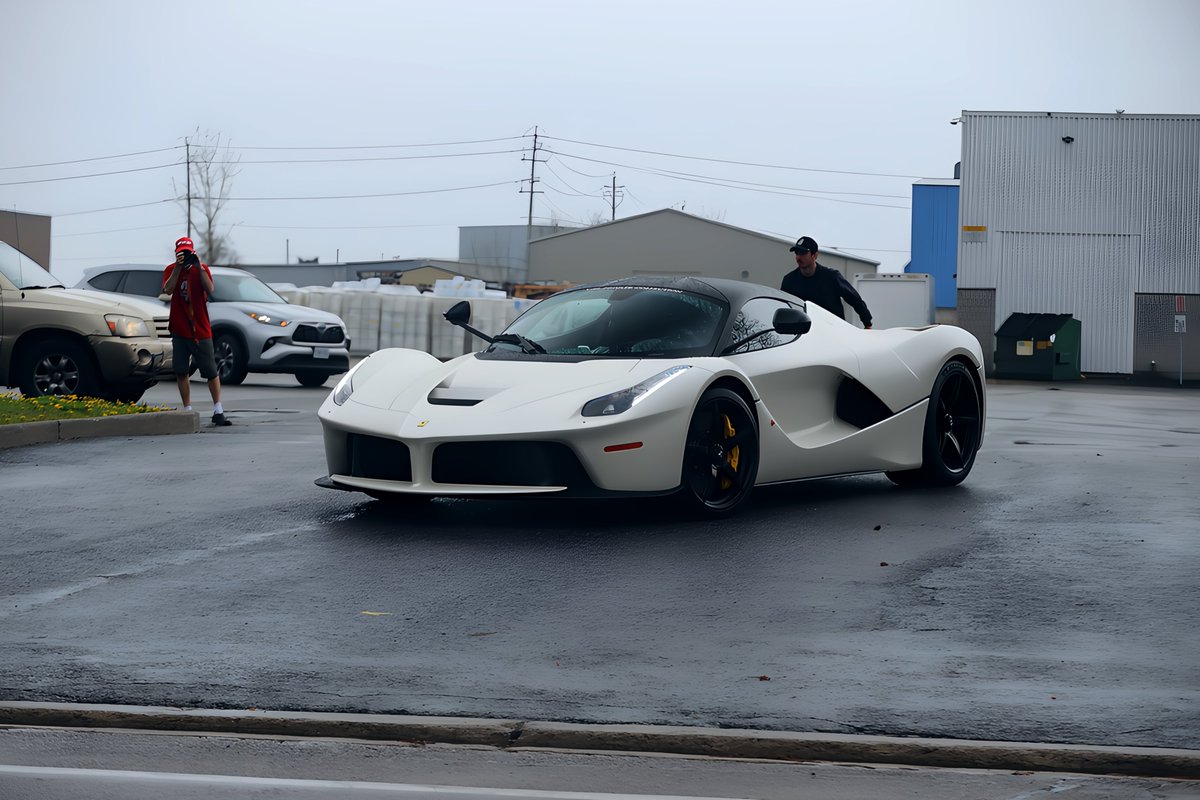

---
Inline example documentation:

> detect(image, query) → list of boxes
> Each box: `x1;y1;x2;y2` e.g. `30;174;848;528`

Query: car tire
18;338;100;398
677;387;759;516
886;360;982;487
213;332;249;386
294;370;329;388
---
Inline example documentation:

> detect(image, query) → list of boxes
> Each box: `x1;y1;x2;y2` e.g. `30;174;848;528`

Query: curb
0;411;198;450
0;702;1196;778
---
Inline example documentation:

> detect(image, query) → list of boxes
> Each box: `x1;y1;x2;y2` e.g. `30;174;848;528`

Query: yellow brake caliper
720;413;739;489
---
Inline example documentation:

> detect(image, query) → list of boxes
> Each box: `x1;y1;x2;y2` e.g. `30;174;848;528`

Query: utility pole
184;138;192;237
602;173;624;221
520;126;546;228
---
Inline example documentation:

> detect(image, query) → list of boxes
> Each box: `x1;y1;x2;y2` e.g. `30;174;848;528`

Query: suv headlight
581;365;691;417
105;314;150;338
244;311;291;327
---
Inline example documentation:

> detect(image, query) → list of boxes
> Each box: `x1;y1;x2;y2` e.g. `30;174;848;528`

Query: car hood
352;354;684;413
214;301;345;325
24;287;168;319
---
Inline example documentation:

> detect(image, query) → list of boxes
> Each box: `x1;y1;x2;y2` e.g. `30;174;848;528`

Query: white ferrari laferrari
316;277;985;515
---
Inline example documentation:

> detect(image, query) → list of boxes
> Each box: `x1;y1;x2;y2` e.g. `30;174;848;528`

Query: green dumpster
994;313;1081;380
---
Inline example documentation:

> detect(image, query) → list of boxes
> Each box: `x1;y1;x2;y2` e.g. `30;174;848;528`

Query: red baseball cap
175;237;195;253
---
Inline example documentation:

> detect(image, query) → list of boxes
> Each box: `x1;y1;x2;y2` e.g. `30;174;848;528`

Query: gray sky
4;0;1198;285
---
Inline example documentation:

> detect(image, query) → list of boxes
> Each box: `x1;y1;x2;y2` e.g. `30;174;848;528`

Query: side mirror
773;306;811;336
444;300;472;326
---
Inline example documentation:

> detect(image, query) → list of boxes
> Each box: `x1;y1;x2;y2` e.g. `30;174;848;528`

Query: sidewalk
0;702;1195;779
0;411;197;450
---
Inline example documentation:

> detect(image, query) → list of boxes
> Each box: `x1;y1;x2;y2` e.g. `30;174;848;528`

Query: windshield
210;273;287;303
496;285;727;358
0;241;63;289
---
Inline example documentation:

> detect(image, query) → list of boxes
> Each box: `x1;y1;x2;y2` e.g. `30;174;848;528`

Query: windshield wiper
491;333;547;354
20;284;65;290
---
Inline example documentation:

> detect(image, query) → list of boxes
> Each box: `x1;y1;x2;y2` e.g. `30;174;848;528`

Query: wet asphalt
0;375;1196;751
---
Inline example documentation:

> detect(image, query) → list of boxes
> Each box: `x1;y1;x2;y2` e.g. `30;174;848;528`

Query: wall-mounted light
1062;136;1075;144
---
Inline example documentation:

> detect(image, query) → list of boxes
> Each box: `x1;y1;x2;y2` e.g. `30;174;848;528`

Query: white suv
78;264;351;387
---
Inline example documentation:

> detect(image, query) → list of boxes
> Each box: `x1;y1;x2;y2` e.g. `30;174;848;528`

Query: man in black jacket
781;236;873;328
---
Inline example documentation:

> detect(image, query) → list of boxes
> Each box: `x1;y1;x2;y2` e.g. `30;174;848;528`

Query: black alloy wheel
19;338;100;398
213;332;249;385
886;360;981;487
679;387;760;515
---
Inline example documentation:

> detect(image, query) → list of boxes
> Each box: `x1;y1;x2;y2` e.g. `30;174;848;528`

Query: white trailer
853;273;935;329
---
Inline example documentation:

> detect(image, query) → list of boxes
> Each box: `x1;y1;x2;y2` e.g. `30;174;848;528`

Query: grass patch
0;394;174;425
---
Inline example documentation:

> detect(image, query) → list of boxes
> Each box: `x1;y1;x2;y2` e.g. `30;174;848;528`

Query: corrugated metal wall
527;209;878;288
957;111;1200;375
1133;293;1199;380
997;231;1137;374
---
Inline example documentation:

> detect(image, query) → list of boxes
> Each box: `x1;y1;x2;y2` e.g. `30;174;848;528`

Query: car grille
294;324;345;344
347;434;412;481
153;317;171;339
432;441;591;487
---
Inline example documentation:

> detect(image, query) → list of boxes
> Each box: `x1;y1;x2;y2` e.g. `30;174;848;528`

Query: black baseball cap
789;236;818;254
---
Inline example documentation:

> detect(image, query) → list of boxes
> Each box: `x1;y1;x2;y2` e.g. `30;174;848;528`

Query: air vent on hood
427;388;483;406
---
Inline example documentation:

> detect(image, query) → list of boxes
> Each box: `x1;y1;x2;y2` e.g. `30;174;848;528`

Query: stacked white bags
267;278;543;359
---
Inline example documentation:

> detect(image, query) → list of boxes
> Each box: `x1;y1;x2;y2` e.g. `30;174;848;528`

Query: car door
726;296;860;449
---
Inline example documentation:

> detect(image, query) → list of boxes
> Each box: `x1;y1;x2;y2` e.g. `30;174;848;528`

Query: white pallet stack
271;281;544;360
427;296;471;359
339;290;382;355
379;293;431;352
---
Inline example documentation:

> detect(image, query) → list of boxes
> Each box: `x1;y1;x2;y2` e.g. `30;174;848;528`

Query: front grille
432;441;591;487
294;324;345;344
153;317;171;339
347;434;412;481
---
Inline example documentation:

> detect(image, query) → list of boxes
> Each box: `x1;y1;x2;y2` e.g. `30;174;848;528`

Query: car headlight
244;311;291;327
331;361;365;405
581;365;691;417
104;314;151;338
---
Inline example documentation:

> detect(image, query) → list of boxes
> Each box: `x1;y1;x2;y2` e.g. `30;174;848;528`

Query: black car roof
572;275;798;309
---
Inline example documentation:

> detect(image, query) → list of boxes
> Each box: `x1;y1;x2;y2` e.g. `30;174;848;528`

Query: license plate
314;347;330;359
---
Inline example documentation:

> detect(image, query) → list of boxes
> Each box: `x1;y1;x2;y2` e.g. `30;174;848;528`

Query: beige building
527;209;878;288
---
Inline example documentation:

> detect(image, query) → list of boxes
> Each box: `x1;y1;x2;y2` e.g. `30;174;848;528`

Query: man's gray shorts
172;335;219;380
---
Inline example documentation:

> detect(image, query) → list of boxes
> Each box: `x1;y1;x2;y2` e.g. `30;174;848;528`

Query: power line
546;148;909;200
55;199;176;217
236;136;526;150
0;163;178;187
225;148;525;165
544;150;909;209
543;162;602;197
541;134;932;180
238;222;456;230
224;180;521;201
53;222;180;238
0;146;183;171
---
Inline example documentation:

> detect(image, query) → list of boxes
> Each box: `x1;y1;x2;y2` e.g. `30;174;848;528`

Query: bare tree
173;129;240;265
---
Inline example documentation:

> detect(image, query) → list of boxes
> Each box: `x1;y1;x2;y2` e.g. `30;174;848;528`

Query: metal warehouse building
528;208;878;291
954;110;1199;379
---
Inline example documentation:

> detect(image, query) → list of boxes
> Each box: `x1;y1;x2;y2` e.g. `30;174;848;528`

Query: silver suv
0;241;173;402
78;264;351;387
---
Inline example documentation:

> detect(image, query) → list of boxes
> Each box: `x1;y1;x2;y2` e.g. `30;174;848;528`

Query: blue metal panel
907;182;959;308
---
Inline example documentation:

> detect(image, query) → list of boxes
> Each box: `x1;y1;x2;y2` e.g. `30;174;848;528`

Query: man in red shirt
162;237;231;426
